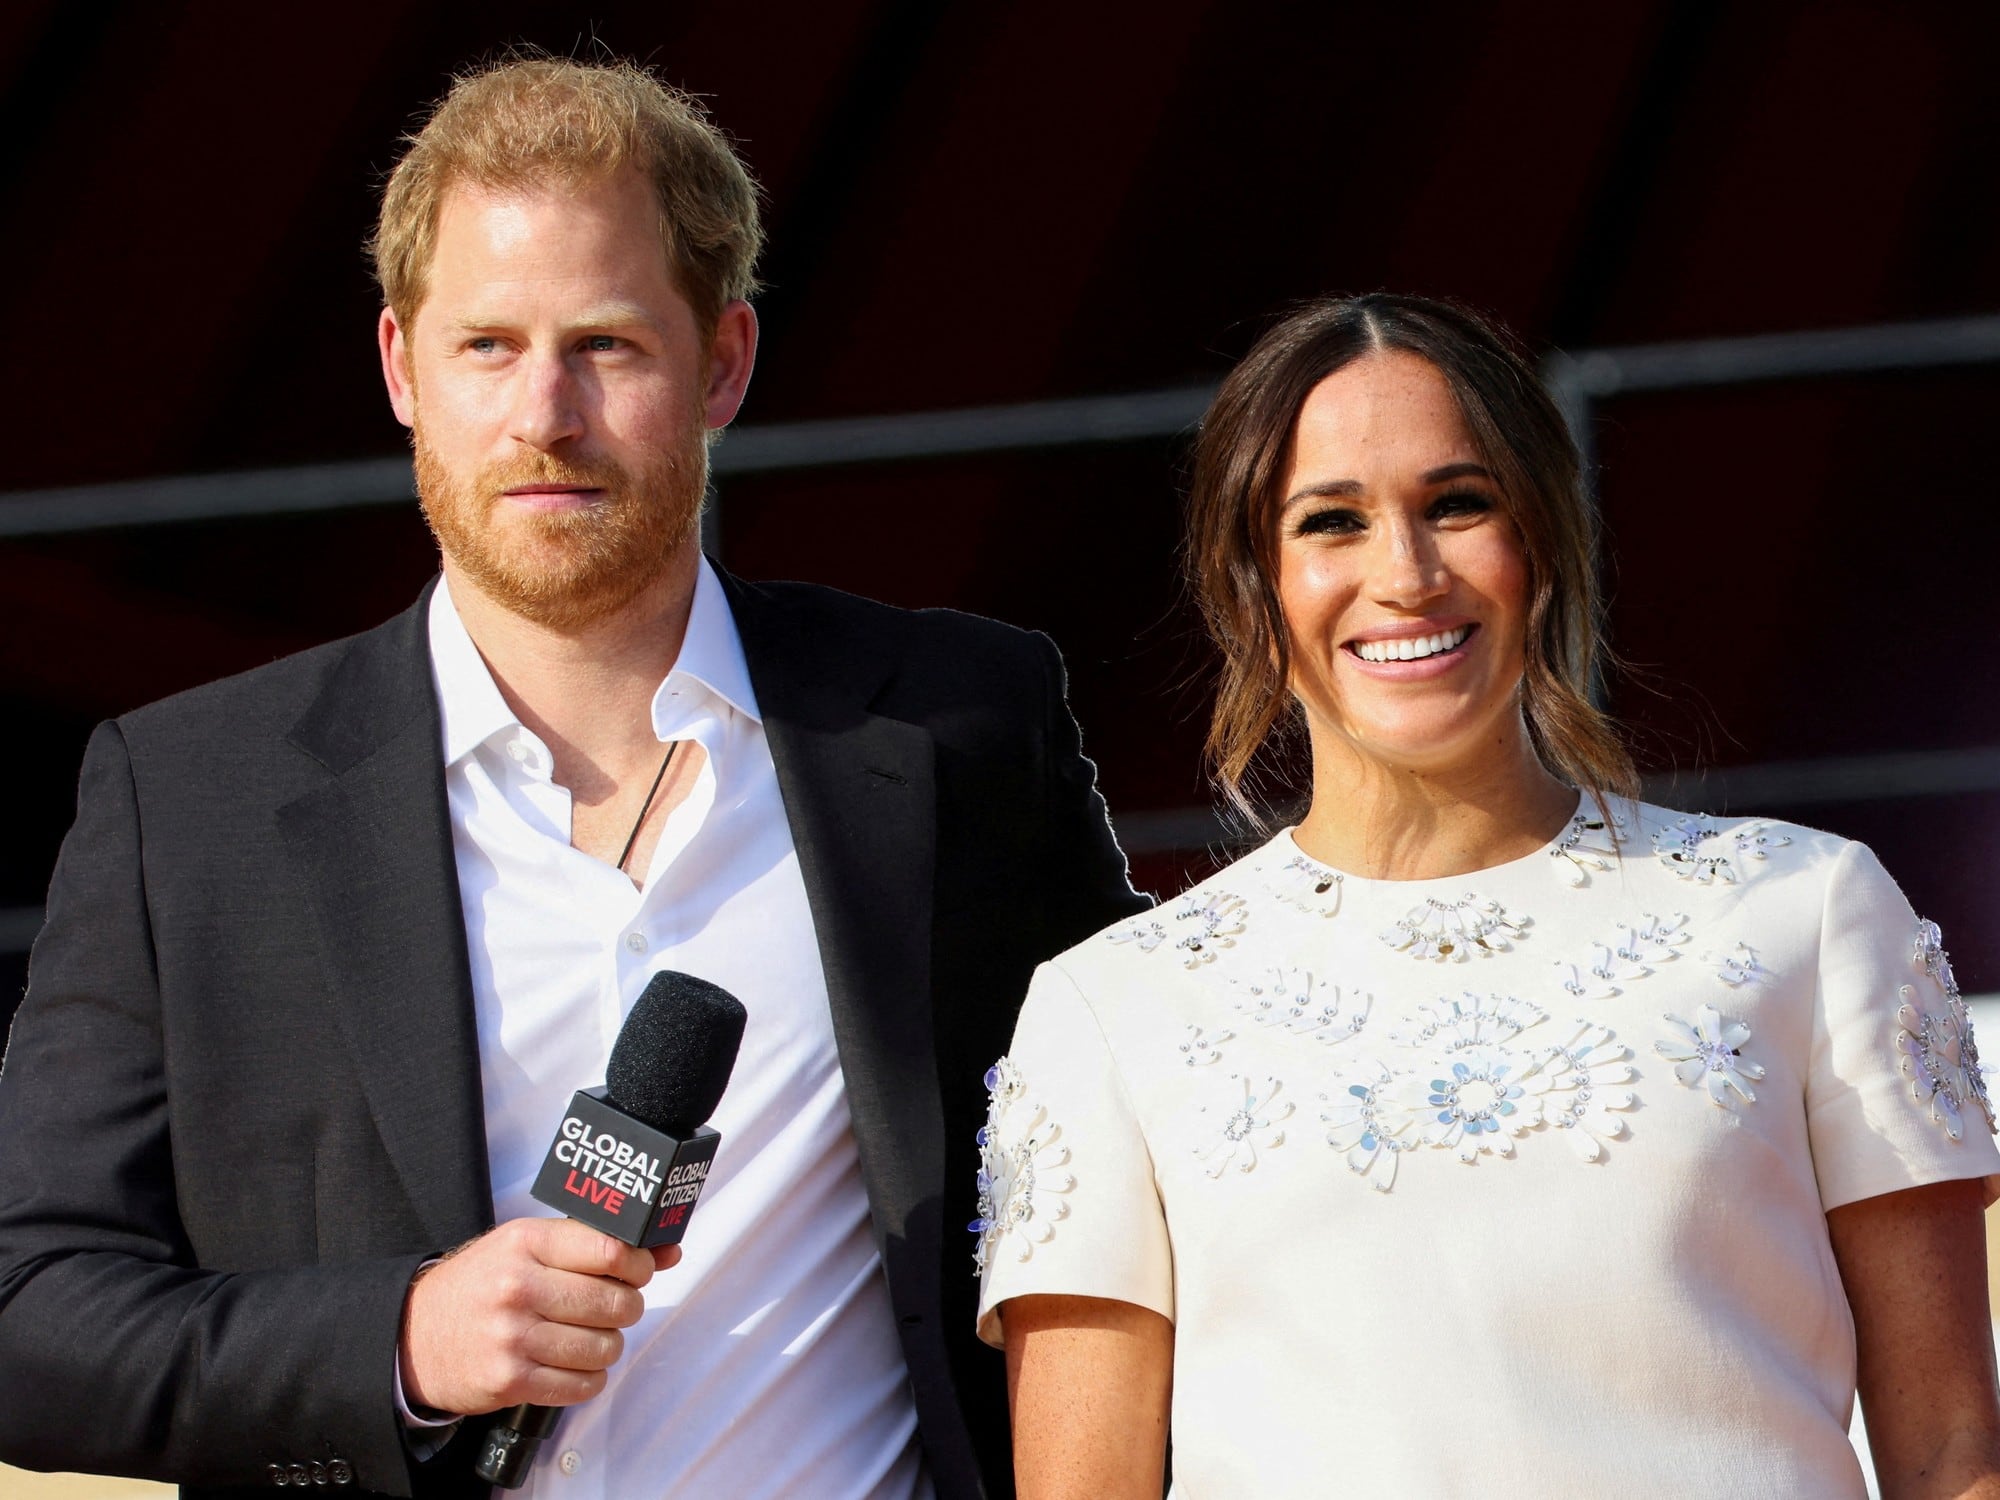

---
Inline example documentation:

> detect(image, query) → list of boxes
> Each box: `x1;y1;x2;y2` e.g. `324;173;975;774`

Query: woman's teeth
1353;626;1471;663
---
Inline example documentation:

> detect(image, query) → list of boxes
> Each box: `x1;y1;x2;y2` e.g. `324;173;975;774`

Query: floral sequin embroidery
1320;1060;1419;1192
1265;853;1344;917
1537;1021;1639;1162
1897;918;1995;1141
1225;967;1371;1044
1709;942;1768;988
1319;1002;1638;1186
1552;913;1689;999
1651;816;1790;885
1193;1074;1292;1176
1549;806;1625;887
1172;891;1247;967
970;1058;1074;1270
1389;992;1545;1052
1655;1005;1764;1108
1178;1024;1232;1067
1380;895;1530;962
1104;916;1167;953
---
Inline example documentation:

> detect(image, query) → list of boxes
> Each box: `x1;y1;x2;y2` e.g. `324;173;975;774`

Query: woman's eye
1294;507;1364;538
1431;489;1495;520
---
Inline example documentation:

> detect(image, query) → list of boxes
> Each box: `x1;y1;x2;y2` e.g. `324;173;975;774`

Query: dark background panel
3;0;1998;1028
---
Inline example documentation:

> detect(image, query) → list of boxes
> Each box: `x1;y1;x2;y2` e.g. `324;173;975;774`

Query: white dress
973;797;2000;1499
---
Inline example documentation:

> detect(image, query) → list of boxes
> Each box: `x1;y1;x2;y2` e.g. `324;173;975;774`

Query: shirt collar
660;555;762;731
427;557;761;770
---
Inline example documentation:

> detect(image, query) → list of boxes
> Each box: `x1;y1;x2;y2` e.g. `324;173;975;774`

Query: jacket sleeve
1030;632;1152;951
0;721;430;1496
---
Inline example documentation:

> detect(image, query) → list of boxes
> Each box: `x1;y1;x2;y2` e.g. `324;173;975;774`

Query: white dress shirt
426;563;932;1499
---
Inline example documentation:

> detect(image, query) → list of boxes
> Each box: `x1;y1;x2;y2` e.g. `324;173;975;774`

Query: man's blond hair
370;56;763;339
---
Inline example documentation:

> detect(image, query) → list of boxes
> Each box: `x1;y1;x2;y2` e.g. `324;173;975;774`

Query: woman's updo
1184;292;1636;820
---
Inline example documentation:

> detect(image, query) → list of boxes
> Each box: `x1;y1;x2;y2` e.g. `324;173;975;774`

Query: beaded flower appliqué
1225;967;1371;1044
1655;1005;1764;1108
970;1058;1075;1271
1380;895;1530;962
1651;816;1790;885
1103;889;1246;968
1549;806;1625;887
1319;1002;1637;1186
1261;850;1344;917
1552;912;1689;1000
1897;918;1995;1141
1193;1073;1293;1176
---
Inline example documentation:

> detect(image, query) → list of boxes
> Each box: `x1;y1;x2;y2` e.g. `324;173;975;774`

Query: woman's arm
1828;1177;2000;1500
1004;1293;1173;1499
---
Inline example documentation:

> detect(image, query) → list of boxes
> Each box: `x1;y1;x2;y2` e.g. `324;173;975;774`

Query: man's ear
380;306;416;428
703;299;759;431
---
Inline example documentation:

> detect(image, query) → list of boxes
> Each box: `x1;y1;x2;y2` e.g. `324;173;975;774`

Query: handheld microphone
475;970;748;1489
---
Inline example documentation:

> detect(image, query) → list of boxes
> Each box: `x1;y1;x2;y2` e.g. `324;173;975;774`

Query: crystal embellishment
1897;918;1995;1141
1226;967;1371;1043
1652;816;1790;885
1193;1074;1292;1176
1265;853;1344;917
1380;895;1530;962
1552;913;1690;999
1172;891;1247;967
970;1057;1074;1270
1655;1005;1764;1108
1549;806;1625;887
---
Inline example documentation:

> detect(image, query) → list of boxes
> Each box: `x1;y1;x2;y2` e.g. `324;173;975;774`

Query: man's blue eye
587;335;617;352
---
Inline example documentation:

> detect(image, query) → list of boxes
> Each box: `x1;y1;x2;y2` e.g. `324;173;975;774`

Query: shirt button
624;932;648;954
505;740;530;763
558;1449;583;1476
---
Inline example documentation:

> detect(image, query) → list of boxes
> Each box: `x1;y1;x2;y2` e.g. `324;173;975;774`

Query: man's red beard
413;421;708;631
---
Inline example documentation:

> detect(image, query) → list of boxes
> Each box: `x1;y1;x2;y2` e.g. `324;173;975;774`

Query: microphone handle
475;1402;563;1488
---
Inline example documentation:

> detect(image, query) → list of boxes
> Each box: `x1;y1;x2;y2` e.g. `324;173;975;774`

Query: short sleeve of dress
1807;839;2000;1210
973;959;1174;1348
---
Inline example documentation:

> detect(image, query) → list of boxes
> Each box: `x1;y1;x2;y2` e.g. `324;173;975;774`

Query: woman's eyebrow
1282;478;1364;509
1423;462;1494;484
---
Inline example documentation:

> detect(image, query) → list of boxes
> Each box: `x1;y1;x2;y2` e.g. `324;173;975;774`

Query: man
0;58;1144;1499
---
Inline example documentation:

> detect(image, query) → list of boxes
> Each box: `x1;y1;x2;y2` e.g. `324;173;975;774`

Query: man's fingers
522;1366;610;1408
522;1322;626;1374
536;1266;648;1329
528;1218;656;1286
651;1244;683;1273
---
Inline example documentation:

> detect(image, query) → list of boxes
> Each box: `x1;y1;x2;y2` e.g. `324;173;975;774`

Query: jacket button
288;1465;310;1486
267;1465;288;1487
328;1459;353;1485
308;1460;328;1484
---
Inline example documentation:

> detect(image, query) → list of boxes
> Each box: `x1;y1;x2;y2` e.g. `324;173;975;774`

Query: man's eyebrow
445;304;659;330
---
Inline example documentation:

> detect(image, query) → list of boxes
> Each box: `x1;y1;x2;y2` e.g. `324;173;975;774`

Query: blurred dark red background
4;0;1998;1027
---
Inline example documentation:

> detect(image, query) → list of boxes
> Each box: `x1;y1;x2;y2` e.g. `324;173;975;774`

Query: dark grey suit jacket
0;569;1147;1499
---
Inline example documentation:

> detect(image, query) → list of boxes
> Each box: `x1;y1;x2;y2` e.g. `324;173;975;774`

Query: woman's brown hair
1184;292;1636;821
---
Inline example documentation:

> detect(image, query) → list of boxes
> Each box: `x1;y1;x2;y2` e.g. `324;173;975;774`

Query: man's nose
507;350;585;450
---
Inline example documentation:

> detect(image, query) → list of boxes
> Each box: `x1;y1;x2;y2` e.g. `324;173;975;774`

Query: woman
971;293;2000;1497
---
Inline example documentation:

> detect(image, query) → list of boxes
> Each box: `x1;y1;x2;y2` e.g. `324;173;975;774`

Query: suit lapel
720;570;945;1306
276;589;493;1249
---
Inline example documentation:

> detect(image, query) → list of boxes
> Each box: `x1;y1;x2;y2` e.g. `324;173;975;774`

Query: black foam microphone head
605;970;748;1136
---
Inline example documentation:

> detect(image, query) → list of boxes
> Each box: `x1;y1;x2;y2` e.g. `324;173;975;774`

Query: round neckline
1270;790;1602;889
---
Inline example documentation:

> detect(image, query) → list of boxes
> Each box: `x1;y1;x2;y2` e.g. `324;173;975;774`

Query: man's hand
398;1218;684;1417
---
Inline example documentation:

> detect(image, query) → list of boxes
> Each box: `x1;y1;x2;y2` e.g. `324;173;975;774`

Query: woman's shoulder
1613;795;1858;888
1046;831;1305;1002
